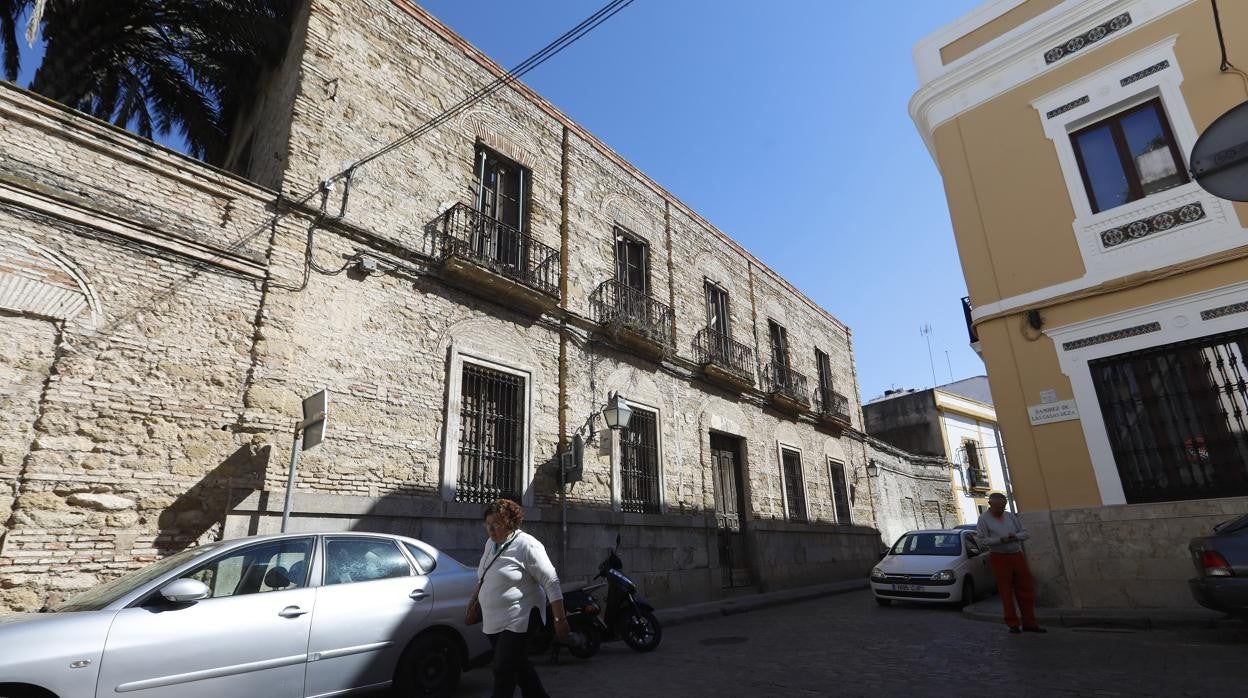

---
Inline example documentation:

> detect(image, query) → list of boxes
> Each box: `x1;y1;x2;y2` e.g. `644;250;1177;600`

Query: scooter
572;536;663;656
526;585;601;660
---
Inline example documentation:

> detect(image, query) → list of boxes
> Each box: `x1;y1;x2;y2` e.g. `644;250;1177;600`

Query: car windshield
51;544;221;613
890;533;963;556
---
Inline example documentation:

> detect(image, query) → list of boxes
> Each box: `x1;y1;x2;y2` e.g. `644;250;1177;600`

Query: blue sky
414;0;985;401
11;0;984;402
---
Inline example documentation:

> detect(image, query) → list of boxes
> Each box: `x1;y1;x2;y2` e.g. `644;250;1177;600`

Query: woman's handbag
465;532;517;626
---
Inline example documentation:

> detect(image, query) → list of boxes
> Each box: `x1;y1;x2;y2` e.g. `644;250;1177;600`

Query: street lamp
866;459;880;478
601;392;633;431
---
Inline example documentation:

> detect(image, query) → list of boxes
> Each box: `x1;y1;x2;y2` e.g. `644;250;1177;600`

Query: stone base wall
748;519;881;591
1021;495;1248;609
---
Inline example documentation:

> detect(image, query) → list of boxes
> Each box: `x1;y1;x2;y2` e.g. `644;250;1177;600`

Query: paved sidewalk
963;595;1238;629
656;578;867;627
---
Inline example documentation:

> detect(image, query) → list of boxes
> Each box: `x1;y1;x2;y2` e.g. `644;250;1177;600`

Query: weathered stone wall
0;82;282;611
0;0;914;614
1021;496;1248;609
863;439;959;548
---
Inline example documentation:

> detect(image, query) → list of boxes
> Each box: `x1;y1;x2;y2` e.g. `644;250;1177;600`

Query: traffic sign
1191;100;1248;202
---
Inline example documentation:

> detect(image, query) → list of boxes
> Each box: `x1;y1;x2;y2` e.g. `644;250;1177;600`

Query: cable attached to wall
1211;0;1248;96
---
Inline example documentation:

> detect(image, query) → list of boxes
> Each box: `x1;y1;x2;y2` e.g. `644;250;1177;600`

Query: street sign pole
280;389;328;533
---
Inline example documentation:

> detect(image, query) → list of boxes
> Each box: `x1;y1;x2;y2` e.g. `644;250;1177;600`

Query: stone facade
0;0;954;612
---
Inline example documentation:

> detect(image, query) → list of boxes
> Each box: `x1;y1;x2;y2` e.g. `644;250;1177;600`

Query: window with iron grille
964;440;990;489
455;362;525;504
615;228;648;295
768;320;790;371
829;460;851;525
473;145;530;270
781;448;806;522
1090;328;1248;504
620;407;660;513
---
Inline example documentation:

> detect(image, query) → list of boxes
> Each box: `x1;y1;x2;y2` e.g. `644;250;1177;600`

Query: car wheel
875;597;892;607
960;578;976;607
394;631;462;698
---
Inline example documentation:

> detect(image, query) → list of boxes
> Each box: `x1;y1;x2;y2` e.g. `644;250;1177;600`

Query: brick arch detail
0;231;101;327
458;107;541;172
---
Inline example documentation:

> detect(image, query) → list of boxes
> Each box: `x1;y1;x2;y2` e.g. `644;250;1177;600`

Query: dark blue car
1188;513;1248;618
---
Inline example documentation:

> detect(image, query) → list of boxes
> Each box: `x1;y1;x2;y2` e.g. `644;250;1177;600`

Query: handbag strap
477;530;518;585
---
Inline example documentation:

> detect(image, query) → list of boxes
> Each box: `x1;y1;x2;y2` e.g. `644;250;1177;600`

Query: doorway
709;433;752;588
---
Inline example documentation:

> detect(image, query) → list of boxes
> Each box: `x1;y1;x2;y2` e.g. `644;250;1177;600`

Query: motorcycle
526;585;602;661
570;535;663;656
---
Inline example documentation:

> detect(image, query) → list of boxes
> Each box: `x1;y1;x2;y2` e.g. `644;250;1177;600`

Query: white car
0;532;490;698
870;528;994;607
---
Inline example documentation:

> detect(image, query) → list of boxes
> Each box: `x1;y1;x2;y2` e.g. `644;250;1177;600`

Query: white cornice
909;0;1196;162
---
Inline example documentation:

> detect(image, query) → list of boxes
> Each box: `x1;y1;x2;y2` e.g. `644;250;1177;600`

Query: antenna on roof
921;324;936;388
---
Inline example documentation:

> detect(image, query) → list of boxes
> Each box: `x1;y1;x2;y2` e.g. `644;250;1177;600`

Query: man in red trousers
976;493;1046;634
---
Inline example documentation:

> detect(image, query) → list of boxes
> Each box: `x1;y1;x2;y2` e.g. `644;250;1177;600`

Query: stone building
1;0;954;611
864;376;1014;525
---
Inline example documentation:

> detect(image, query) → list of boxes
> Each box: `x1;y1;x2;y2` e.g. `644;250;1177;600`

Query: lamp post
561;391;633;570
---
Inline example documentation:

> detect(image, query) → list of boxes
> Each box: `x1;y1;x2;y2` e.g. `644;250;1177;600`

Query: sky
412;0;986;402
10;0;985;403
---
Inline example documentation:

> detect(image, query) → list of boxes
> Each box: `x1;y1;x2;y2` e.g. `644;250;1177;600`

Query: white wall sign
1028;399;1079;425
1039;389;1057;404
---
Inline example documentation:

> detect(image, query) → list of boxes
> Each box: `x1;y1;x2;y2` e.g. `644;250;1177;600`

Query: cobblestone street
457;591;1248;697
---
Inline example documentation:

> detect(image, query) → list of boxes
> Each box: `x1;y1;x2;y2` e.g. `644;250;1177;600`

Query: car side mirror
160;578;210;603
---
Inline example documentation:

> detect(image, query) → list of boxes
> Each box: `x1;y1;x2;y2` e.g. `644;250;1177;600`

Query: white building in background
863;376;1013;524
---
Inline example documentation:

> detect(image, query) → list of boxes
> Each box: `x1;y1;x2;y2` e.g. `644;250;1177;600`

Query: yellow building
912;0;1248;608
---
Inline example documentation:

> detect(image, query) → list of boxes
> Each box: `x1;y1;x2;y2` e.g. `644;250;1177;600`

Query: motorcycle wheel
622;610;662;652
567;623;602;659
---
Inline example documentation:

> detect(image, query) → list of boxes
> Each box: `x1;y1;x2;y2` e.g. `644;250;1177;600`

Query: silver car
0;532;490;698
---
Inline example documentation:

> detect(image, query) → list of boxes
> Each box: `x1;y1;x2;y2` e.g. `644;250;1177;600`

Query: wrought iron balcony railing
589;279;674;348
962;296;979;345
433;203;560;297
764;362;810;405
693;327;754;380
814;386;851;424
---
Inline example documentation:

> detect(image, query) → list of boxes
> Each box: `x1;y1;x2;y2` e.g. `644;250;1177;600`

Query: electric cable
338;0;634;177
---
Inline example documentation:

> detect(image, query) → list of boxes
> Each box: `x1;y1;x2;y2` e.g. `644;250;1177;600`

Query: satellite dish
1191;100;1248;202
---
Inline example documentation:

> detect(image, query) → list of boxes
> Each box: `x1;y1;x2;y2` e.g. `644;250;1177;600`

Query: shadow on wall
158;440;271;555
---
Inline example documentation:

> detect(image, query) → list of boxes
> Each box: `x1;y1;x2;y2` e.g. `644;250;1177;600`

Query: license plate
893;584;923;592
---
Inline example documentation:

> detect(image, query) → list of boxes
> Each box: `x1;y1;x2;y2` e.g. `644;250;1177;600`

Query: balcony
693;327;755;393
763;362;810;414
962;296;979;345
589;279;673;361
432;203;561;315
814;386;852;429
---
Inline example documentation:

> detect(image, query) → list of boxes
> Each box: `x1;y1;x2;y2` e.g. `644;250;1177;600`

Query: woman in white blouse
478;499;568;697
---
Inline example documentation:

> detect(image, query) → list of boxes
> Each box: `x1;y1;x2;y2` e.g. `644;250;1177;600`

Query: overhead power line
330;0;636;192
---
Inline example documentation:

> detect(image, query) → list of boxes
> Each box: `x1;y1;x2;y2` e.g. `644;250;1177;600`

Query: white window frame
611;398;666;514
1031;37;1242;287
440;346;535;507
775;441;809;522
827;459;852;525
1046;279;1248;505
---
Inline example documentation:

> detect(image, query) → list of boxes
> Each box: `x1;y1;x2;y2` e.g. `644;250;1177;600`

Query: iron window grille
781;448;807;522
964;440;991;490
693;327;754;380
1069;97;1189;214
829;461;852;525
434;203;561;297
589;279;674;348
1090;328;1248;504
764;362;810;404
620;407;661;514
455;362;525;504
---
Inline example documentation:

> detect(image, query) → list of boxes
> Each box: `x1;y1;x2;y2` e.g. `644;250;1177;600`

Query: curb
961;597;1238;630
656;579;868;628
